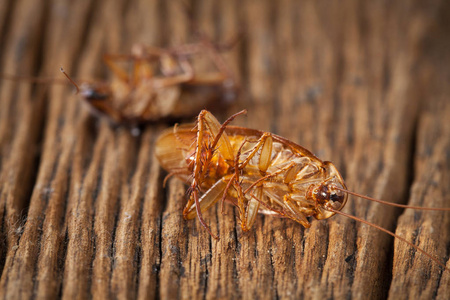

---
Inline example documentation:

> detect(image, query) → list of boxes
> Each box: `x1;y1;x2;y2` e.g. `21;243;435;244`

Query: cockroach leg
236;132;272;171
131;44;167;59
173;124;192;147
103;48;162;83
242;187;262;230
167;31;238;97
282;195;310;228
203;109;246;162
202;40;235;88
102;55;132;83
182;110;247;238
219;136;249;215
243;162;296;195
184;178;230;219
214;32;243;52
220;174;236;215
183;110;218;238
211;110;247;146
192;189;219;240
151;57;194;89
163;170;190;187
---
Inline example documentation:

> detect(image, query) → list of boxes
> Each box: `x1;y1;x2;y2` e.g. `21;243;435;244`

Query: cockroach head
308;162;348;220
79;82;111;102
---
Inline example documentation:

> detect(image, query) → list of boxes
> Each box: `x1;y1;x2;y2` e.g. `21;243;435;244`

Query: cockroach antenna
0;73;68;85
327;207;449;271
60;67;80;94
333;186;450;211
328;185;450;271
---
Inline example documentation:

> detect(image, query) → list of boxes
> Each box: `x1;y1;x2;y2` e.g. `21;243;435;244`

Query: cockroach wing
155;124;196;182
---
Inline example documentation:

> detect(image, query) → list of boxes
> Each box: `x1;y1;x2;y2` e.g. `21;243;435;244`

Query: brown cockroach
60;38;237;126
155;109;450;270
2;38;237;127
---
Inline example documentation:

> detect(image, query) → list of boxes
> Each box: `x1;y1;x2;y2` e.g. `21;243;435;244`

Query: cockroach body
155;110;347;233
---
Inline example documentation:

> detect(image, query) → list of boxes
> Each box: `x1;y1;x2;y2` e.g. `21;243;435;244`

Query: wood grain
0;0;449;299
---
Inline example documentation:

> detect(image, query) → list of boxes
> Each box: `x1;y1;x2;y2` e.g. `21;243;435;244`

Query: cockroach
155;109;450;270
3;37;238;127
60;38;237;126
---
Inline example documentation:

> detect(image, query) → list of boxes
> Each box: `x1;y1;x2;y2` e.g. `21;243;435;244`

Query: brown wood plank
390;6;450;298
0;0;449;299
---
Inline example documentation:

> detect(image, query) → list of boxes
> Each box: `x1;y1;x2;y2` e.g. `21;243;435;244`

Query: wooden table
0;0;449;299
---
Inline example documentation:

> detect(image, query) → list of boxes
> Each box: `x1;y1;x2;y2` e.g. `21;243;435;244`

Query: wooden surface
0;0;449;299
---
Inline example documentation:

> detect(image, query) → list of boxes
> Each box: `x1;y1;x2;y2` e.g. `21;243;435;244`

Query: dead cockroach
61;38;237;126
155;109;450;270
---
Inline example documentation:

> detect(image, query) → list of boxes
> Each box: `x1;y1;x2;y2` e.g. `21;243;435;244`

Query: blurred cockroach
61;38;238;126
155;109;450;270
2;38;238;127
